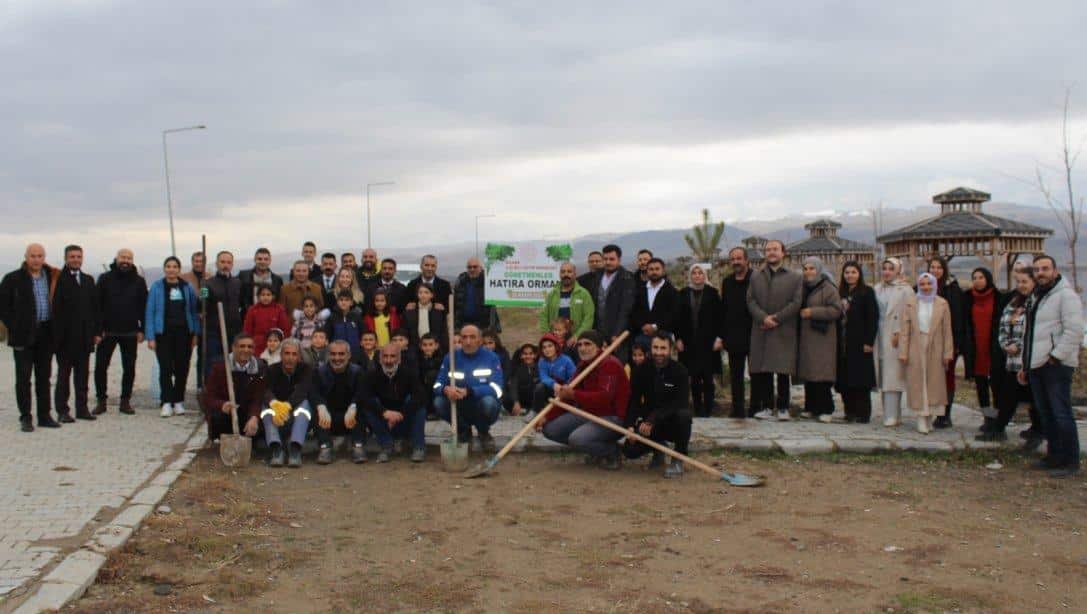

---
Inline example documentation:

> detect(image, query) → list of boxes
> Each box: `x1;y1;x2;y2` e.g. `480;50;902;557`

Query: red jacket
363;308;401;338
243;301;292;356
545;354;630;422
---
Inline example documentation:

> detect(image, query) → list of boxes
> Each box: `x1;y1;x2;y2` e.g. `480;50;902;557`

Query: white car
395;264;420;285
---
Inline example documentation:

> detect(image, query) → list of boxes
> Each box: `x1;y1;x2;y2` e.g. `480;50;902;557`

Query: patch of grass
892;590;969;613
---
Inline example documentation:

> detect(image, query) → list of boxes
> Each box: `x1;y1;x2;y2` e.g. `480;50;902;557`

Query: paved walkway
0;350;203;611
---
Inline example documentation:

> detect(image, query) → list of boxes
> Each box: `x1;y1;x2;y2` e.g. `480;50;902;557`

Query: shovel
440;296;469;471
551;399;764;487
463;331;630;479
217;303;251;467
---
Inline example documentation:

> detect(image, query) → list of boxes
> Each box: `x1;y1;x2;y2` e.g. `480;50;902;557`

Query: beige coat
874;282;912;392
899;295;954;414
746;265;803;375
796;280;841;383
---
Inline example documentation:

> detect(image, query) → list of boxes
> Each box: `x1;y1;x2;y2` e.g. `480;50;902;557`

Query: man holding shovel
623;331;691;478
538;330;631;470
200;332;267;442
433;324;503;451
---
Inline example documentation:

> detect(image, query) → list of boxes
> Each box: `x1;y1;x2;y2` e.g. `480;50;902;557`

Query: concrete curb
13;425;207;613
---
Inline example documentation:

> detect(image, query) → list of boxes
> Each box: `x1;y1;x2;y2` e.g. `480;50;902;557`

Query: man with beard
636;249;654;283
317;252;339;306
577;251;604;289
586;244;636;363
373;258;409;312
341;252;358;272
357;248;380;293
202;251;243;374
624;331;691;478
201;332;267;442
405;254;452;311
364;343;427;463
281;260;325;314
747;239;802;421
630;258;680;342
52;245;100;422
302;241;321;281
540;262;595;346
260;339;313;468
721;247;754;417
239;247;284;316
311;340;369;464
181;251;209;387
93;248;148;415
0;244;60;431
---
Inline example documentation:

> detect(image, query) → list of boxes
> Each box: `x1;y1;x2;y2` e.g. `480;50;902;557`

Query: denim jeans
542;412;622;458
365;405;427;450
1029;363;1080;468
261;401;312;447
433;394;500;439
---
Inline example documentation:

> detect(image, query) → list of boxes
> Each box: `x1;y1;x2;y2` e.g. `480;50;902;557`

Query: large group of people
1;237;1083;478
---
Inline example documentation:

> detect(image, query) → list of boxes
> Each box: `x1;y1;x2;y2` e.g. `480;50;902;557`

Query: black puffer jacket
97;262;149;335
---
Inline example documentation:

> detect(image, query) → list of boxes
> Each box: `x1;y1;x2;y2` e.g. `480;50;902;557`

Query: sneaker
287;443;303;468
410;447;426;463
93;398;108;415
160;403;172;418
522;410;537;423
799;411;814;420
777;410;791;421
269;443;285;467
818;414;833;424
351;443;368;464
376;447;392;463
479;433;497;453
753;409;775;420
172;403;186;416
317;445;333;465
663;459;684;479
648;451;665;470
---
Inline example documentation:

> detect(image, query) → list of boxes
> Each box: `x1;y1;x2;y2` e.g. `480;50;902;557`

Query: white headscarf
687;262;711;290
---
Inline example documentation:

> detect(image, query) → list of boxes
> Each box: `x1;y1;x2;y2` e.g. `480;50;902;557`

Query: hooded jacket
97;261;149;336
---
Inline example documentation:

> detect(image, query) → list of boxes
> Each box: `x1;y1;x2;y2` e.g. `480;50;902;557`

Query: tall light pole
366;181;396;249
162;125;207;257
475;214;496;258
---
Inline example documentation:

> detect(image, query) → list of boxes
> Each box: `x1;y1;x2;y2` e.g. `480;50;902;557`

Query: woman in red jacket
363;288;401;347
243;285;292;356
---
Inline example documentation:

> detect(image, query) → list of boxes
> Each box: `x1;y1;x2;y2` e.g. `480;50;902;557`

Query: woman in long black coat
836;261;879;423
677;263;724;417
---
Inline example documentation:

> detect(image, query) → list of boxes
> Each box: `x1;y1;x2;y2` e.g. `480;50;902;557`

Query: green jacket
539;283;595;336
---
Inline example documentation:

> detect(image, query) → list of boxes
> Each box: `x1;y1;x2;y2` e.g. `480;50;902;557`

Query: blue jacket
539;354;576;388
433;347;504;401
144;278;200;342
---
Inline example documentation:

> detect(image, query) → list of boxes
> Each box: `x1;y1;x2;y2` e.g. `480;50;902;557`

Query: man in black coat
0;244;60;431
623;332;692;478
316;252;339;307
720;247;754;418
203;251;243;375
630;258;680;341
576;250;604;289
585;244;636;362
363;342;427;463
405;254;453;311
302;241;322;282
94;249;148;415
51;245;100;422
373;258;410;312
454;258;498;331
238;247;284;316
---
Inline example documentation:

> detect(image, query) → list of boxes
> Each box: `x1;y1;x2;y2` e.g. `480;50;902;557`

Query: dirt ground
69;446;1087;614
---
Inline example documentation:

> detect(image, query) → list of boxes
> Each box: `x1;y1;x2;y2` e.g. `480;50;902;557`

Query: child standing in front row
293;296;330;349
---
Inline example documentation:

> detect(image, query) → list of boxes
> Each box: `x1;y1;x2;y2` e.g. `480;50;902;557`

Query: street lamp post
475;214;497;258
162;125;207;257
366;181;396;248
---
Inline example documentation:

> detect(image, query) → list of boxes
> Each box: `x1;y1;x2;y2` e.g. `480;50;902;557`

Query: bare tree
1035;87;1085;293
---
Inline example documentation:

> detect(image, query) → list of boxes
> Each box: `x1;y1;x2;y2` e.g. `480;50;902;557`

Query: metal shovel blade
463;456;498;479
440;437;470;472
219;434;251;468
722;471;764;487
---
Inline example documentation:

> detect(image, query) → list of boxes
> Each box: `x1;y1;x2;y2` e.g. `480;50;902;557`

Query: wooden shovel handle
550;398;722;480
488;330;630;462
447;294;457;435
216;303;239;436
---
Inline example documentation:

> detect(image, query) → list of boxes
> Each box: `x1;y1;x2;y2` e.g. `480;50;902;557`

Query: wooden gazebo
877;187;1052;287
740;235;768;267
785;219;877;275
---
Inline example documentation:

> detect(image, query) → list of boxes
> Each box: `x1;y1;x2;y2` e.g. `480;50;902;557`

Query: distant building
877;187;1052;287
740;236;768;267
785;219;877;276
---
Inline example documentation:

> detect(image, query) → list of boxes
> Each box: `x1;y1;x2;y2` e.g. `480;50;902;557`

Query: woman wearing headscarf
963;267;1009;434
927;257;964;428
837;261;879;423
984;266;1043;444
677;263;724;417
900;273;954;433
874;258;913;426
796;257;842;422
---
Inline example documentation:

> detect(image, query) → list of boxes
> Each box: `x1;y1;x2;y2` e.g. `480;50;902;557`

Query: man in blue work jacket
433;324;503;451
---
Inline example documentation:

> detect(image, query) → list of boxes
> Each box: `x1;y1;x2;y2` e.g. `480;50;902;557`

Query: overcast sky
2;1;1085;269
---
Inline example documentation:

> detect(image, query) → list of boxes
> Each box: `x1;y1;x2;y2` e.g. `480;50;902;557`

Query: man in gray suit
586;244;636;362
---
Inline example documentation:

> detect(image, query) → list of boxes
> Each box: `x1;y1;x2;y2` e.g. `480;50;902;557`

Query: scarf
227;354;261;375
803;257;834;288
879;257;910;288
917;273;938;303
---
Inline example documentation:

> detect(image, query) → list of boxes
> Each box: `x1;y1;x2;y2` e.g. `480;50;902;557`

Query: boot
93;398;108;415
287;443;303;468
977;417;994;434
20;415;34;432
75;408;96;421
119;398;135;415
268;443;285;467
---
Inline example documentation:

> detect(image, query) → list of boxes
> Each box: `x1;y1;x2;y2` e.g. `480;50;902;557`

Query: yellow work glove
270;400;292;427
